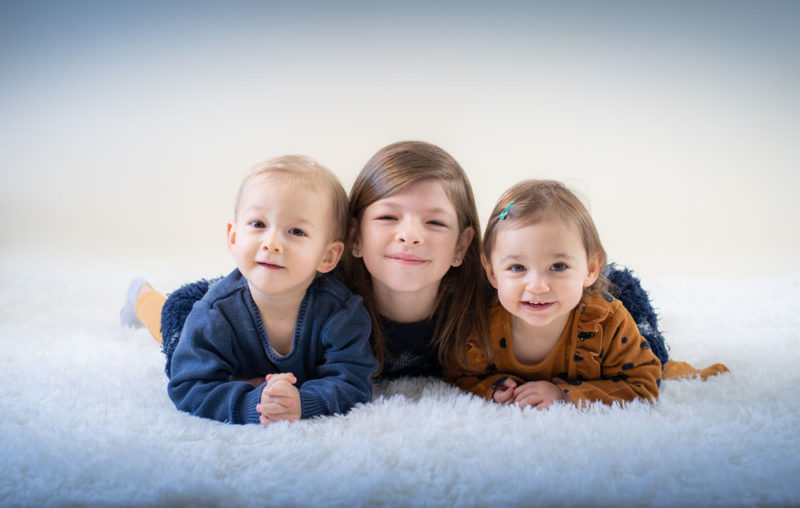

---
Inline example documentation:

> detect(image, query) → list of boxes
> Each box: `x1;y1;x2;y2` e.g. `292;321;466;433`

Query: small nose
261;229;283;253
526;272;549;293
395;218;423;245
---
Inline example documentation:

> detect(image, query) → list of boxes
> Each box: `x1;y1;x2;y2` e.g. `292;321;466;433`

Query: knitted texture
161;277;219;377
604;264;670;365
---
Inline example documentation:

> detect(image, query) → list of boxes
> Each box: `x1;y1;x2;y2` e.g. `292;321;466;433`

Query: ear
317;241;345;274
481;253;498;289
583;254;602;288
452;226;475;266
226;221;237;254
348;218;362;258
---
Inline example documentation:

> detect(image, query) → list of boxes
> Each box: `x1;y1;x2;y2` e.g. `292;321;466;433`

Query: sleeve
296;296;378;419
563;307;661;407
444;343;524;401
167;304;264;425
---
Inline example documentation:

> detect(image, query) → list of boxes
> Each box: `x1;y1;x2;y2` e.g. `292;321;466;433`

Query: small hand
492;377;518;404
511;380;569;410
257;373;301;426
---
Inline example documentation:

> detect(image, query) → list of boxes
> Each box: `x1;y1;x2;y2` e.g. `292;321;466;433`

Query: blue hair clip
499;201;514;220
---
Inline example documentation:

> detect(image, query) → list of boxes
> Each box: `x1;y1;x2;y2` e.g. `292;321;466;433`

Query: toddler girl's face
354;179;472;305
484;218;599;336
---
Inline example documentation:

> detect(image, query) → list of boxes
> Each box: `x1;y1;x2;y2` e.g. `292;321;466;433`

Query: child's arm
444;344;525;401
562;305;661;407
293;296;378;419
167;305;266;425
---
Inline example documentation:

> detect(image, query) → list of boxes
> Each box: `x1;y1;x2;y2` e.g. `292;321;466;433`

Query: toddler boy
132;156;377;425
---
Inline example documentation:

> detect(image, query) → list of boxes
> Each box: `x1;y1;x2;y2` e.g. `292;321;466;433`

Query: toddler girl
446;180;662;408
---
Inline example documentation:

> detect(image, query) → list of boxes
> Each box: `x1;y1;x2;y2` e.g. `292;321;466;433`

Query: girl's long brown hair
342;141;490;373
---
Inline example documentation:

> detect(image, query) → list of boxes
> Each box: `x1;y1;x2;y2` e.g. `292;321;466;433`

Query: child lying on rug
121;155;377;425
446;180;726;409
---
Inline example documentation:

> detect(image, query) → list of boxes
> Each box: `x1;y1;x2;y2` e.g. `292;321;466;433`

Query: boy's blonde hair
234;155;349;242
484;179;610;295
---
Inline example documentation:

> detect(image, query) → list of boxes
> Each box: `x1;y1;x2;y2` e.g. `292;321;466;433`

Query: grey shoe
120;277;148;328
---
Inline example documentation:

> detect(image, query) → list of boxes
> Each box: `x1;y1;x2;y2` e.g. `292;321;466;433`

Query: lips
257;261;284;270
522;301;554;311
387;252;427;265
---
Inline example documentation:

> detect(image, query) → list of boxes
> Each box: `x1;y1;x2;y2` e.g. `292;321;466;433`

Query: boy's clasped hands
257;373;301;425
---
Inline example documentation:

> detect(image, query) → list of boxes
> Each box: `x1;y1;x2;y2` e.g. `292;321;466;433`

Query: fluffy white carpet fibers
1;256;798;507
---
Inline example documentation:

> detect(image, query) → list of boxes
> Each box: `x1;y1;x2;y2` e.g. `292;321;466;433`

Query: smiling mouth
387;254;427;265
522;301;554;311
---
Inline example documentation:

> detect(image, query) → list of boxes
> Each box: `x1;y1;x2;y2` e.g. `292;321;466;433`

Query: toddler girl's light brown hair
483;179;610;295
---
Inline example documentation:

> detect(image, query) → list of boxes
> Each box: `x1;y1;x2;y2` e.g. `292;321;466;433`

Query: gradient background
2;1;798;282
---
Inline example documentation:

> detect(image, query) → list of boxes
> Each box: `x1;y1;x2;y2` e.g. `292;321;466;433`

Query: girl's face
482;218;600;337
353;179;473;308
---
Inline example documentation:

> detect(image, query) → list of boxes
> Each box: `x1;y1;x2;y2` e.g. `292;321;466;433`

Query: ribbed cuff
299;390;328;419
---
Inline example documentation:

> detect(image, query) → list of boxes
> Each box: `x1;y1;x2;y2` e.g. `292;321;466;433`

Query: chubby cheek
495;279;519;306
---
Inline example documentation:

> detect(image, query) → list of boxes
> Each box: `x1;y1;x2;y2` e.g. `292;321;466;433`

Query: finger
262;393;297;408
263;384;298;401
267;373;297;386
260;401;295;418
514;392;544;410
551;377;566;385
493;388;513;404
262;405;300;421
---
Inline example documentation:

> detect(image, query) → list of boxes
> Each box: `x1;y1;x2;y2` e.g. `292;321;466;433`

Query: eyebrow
499;252;577;263
373;201;454;216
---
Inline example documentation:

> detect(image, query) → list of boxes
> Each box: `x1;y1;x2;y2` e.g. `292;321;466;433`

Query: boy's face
227;174;343;303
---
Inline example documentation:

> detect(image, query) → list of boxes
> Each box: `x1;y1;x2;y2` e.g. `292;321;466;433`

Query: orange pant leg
135;290;167;344
662;360;729;380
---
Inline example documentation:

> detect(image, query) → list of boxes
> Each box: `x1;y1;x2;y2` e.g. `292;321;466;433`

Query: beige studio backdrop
2;1;798;282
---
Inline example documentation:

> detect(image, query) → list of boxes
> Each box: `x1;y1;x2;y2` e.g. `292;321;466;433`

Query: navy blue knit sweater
167;269;377;425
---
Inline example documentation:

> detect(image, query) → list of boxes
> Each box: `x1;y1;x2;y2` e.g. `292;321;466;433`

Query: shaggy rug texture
1;256;798;507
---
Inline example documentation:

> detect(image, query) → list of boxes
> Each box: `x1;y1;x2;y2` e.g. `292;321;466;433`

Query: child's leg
606;264;728;380
605;264;670;365
135;287;167;344
160;278;216;377
662;361;729;380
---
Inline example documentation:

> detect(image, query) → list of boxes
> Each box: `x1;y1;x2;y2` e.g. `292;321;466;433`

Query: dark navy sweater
167;269;377;425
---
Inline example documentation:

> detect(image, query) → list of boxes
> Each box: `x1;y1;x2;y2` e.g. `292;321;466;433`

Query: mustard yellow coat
446;292;662;407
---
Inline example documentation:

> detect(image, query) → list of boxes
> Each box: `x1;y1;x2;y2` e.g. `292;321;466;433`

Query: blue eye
289;228;306;237
551;262;568;272
508;264;526;273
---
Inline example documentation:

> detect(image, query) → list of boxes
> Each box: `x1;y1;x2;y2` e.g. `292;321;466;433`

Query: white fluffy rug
1;255;799;507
